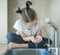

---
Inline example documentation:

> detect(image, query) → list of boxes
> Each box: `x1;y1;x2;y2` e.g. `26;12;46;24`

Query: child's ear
15;7;22;13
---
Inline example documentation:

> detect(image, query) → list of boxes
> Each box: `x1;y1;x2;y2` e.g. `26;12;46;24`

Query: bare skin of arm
35;29;43;43
36;29;42;40
18;29;42;43
18;31;33;42
36;29;42;36
30;29;43;43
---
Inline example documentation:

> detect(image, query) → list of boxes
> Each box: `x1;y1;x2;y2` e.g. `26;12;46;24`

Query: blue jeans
6;32;52;48
39;49;50;55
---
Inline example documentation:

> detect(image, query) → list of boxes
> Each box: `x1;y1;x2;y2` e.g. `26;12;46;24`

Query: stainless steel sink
5;49;40;55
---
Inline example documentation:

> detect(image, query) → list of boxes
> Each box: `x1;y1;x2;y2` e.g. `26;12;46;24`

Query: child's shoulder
14;19;23;27
15;19;22;24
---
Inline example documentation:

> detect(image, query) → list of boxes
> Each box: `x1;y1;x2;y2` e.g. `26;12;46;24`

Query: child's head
15;1;38;29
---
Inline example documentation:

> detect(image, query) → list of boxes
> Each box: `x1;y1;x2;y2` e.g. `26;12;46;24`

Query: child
7;1;52;49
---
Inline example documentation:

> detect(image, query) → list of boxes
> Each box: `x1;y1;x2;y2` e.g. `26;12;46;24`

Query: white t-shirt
13;20;44;37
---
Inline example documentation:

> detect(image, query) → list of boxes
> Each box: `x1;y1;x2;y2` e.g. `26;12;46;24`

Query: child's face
25;20;37;29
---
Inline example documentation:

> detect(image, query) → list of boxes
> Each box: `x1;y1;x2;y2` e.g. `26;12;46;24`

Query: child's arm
34;29;43;43
18;31;34;42
30;29;43;43
36;29;42;36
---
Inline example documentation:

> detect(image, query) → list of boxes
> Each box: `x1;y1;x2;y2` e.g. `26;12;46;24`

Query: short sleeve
13;20;23;32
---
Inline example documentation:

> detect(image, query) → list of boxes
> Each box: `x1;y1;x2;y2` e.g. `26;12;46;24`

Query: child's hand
30;36;42;43
30;36;36;43
35;35;42;43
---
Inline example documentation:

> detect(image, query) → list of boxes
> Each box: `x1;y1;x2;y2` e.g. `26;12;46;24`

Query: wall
0;0;7;42
50;0;60;46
